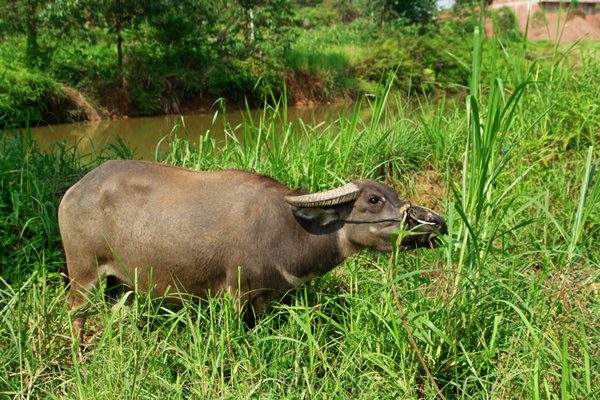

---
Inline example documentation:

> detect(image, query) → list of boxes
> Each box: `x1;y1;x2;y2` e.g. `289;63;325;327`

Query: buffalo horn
285;182;361;207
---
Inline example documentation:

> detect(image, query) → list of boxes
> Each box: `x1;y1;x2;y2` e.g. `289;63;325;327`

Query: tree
390;0;437;24
365;0;438;38
88;0;147;73
145;0;219;51
0;0;46;66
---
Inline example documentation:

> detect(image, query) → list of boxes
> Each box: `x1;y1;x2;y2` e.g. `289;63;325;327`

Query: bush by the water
0;64;62;125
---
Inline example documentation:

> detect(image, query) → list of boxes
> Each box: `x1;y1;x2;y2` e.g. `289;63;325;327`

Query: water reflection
30;103;364;159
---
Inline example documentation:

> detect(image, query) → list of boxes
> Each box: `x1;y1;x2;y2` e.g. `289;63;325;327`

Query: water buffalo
59;160;446;339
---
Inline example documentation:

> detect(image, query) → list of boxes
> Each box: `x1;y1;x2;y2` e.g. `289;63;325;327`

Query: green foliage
0;0;44;66
531;10;547;28
365;0;437;26
0;62;61;124
489;6;522;43
0;128;80;282
442;6;479;39
519;43;600;155
283;42;354;101
0;0;494;124
0;0;298;124
49;39;116;86
356;30;471;94
146;0;220;50
309;4;340;27
206;58;282;103
0;0;474;125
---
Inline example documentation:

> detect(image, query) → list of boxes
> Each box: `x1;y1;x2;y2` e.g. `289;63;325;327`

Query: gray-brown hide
59;160;446;338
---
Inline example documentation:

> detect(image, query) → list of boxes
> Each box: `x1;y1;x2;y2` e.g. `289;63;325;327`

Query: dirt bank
489;1;600;42
63;75;353;123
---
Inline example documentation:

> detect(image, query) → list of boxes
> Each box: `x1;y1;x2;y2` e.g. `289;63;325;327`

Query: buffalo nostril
435;215;448;235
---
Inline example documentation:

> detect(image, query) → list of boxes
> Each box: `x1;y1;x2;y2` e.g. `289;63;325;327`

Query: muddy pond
29;103;373;160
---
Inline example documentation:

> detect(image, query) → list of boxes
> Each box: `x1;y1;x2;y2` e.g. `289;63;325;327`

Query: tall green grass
155;78;450;192
1;24;599;399
384;17;599;398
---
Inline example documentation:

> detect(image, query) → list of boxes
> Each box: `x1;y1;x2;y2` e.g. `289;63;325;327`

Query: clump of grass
155;78;449;193
385;16;599;399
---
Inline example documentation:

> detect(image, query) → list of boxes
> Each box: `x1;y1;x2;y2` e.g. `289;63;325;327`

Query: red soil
488;1;600;42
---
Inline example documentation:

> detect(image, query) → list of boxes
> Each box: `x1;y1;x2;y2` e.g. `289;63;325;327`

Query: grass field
1;27;599;399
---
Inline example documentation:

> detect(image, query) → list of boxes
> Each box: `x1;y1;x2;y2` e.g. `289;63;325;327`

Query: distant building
540;0;599;14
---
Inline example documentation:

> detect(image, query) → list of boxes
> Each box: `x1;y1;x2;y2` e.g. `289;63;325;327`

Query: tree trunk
243;12;249;49
25;0;39;66
116;0;123;74
250;8;254;42
381;5;385;39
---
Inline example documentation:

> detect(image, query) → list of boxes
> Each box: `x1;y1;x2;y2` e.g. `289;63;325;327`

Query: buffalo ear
292;206;342;226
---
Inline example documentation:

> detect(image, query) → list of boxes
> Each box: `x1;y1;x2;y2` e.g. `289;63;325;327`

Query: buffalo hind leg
66;281;90;344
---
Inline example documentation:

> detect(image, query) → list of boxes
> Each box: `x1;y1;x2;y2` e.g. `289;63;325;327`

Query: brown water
29;103;368;159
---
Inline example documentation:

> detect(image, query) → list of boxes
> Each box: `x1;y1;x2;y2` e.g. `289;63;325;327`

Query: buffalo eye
368;197;380;205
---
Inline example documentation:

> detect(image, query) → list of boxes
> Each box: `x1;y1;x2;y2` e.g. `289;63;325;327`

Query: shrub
355;32;470;94
0;63;63;125
206;58;282;103
489;6;522;42
567;7;587;21
532;11;547;28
